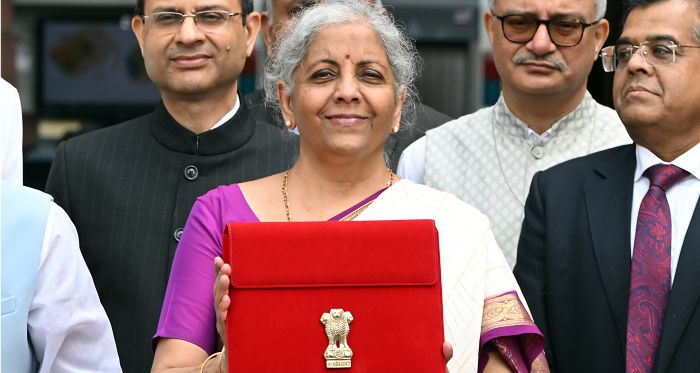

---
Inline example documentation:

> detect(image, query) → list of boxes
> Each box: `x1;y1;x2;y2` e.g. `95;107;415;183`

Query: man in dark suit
44;0;296;371
515;0;700;371
245;0;452;170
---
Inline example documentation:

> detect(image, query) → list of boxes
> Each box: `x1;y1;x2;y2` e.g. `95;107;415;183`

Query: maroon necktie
626;164;689;373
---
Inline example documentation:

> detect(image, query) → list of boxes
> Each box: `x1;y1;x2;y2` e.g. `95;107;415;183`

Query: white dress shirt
209;94;240;131
0;78;23;184
29;203;122;372
631;144;700;284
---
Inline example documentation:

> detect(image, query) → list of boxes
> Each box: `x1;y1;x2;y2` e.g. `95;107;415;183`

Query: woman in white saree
151;1;548;372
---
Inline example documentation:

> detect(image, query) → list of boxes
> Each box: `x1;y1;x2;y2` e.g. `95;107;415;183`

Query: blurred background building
1;0;622;189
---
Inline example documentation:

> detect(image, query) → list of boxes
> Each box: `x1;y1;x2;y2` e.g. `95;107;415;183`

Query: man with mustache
398;0;630;267
245;0;452;170
515;0;700;370
44;0;296;371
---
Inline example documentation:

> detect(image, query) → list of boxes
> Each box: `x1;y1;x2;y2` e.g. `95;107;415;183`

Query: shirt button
531;145;545;159
184;165;199;181
174;228;184;242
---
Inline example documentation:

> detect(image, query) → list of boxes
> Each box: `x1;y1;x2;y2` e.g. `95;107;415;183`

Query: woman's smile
324;113;369;127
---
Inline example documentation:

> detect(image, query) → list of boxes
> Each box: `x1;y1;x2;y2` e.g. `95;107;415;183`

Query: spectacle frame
143;10;245;33
493;13;601;47
600;40;700;72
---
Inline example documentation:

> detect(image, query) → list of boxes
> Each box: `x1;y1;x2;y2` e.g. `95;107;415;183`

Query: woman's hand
443;342;453;372
443;342;453;361
213;256;232;372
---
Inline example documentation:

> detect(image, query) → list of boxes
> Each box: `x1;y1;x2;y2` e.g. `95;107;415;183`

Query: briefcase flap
224;219;439;289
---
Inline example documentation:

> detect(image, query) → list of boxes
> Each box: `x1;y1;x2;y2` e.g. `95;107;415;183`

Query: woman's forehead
304;23;387;61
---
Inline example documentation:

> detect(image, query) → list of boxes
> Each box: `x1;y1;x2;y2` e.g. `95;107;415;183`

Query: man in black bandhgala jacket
44;0;296;371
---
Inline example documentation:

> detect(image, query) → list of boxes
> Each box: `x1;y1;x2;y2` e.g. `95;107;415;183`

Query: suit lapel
655;199;700;372
584;145;636;352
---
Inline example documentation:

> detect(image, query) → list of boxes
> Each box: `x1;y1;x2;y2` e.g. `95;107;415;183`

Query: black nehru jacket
45;99;297;373
244;89;452;171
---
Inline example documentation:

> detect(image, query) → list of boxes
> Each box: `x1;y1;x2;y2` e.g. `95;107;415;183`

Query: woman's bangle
200;350;222;373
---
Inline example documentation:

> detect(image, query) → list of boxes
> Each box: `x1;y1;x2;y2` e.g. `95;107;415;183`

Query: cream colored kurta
357;179;526;372
423;93;631;267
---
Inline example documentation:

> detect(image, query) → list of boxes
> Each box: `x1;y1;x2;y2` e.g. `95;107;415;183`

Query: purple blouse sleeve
154;184;258;353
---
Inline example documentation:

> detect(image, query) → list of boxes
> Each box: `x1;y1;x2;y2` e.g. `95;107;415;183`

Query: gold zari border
531;355;549;373
339;201;374;221
481;293;536;335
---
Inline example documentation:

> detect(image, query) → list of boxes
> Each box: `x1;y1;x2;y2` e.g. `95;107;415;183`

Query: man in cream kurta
399;93;630;266
398;0;631;266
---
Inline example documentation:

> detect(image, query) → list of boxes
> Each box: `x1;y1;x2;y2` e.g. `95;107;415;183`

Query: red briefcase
222;219;445;373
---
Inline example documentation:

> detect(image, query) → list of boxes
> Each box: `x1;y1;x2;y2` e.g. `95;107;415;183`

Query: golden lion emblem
320;308;354;368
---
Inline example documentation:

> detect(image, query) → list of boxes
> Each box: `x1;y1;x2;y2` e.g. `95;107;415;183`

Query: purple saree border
477;291;548;373
328;187;388;221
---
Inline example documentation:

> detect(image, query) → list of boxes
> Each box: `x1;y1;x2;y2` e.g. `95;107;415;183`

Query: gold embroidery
339;200;374;221
481;293;551;372
531;355;550;373
490;329;551;373
481;293;536;335
492;339;519;370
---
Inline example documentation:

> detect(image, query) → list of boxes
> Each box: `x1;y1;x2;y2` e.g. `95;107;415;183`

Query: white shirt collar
634;142;700;182
527;128;552;141
209;94;240;131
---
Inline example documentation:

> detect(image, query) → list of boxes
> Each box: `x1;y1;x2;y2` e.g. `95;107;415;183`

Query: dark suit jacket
514;144;700;372
244;89;452;171
45;100;297;373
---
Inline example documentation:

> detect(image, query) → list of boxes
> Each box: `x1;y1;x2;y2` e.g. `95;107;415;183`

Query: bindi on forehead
346;54;350;59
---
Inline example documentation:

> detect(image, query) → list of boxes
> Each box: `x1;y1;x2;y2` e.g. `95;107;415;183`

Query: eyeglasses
492;13;601;47
143;11;244;33
600;41;700;72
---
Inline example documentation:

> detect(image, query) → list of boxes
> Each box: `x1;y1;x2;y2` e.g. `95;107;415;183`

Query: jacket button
184;165;199;181
174;228;184;242
531;145;545;159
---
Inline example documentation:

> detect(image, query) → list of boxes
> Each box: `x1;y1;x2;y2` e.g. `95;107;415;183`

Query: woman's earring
392;126;399;133
286;120;296;130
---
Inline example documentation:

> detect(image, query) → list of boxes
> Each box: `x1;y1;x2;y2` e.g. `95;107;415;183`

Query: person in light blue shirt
1;182;121;373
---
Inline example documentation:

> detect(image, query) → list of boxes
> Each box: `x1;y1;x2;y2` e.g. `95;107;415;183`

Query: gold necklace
282;168;395;222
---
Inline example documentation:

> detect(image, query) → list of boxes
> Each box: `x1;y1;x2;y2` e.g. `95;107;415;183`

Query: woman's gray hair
488;0;607;20
263;0;420;128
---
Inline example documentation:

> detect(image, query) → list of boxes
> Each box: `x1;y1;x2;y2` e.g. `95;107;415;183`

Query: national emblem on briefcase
321;308;354;368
